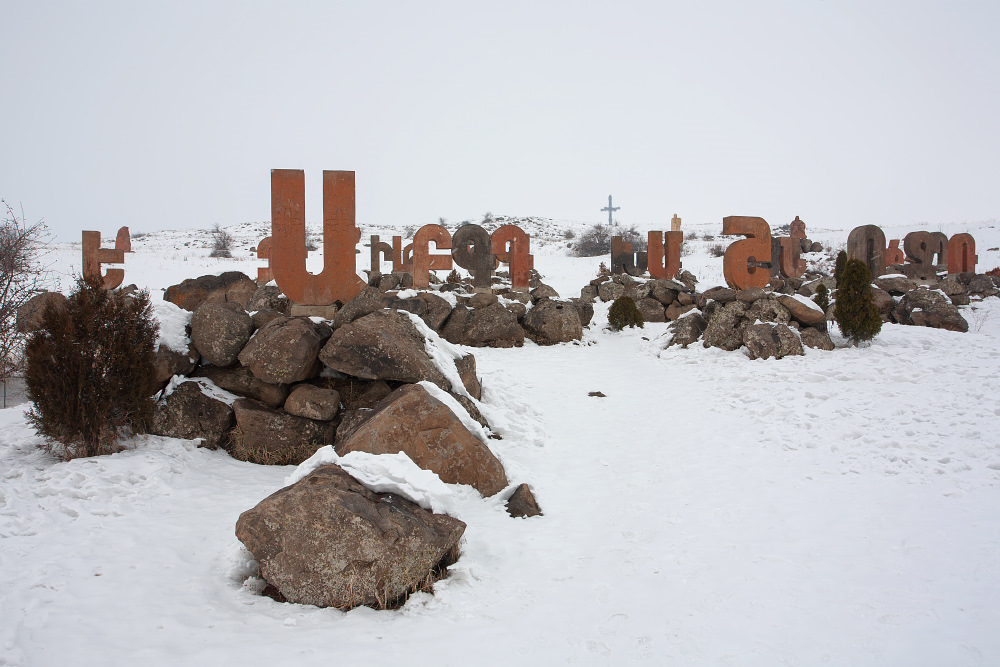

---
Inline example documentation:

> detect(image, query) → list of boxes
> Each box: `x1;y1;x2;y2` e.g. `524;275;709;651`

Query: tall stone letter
256;236;274;284
82;231;125;289
902;231;938;281
370;235;393;273
115;226;131;253
491;225;533;292
647;231;682;280
452;224;495;289
270;169;365;306
948;233;978;274
722;216;771;290
412;224;453;288
847;225;887;278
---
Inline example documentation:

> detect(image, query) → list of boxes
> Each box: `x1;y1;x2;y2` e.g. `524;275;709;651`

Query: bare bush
210;223;233;258
709;243;726;257
574;224;646;257
0;200;48;403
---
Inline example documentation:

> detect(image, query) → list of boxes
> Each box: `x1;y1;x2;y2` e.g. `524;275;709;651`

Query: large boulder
702;301;749;351
193;365;289;409
967;274;998;296
16;291;68;333
164;272;258;312
742;323;804;360
597;281;625;303
332;287;383;329
636;297;666;323
440;303;525;348
870;286;895;322
231;398;335;465
874;275;917;296
892;289;969;332
235;465;465;610
238;316;327;385
149;381;234;449
521;300;583;345
319;310;454;389
190;302;254;367
338;384;508;496
283;385;340;421
247;285;291;315
569;298;594;327
153;344;199;388
454;354;482;401
799;326;835;351
777;294;826;327
667;312;707;348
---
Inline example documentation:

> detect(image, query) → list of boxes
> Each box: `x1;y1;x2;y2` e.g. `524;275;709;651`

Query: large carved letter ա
270;169;366;306
412;224;453;288
721;216;771;290
647;231;682;280
82;231;125;290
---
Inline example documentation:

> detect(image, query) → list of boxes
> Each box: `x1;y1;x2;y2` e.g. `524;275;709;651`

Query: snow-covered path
2;303;1000;665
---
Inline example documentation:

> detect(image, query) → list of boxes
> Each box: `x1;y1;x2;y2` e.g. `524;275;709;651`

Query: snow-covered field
2;218;1000;665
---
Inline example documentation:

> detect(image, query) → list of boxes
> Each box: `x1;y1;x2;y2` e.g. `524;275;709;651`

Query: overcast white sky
2;1;998;240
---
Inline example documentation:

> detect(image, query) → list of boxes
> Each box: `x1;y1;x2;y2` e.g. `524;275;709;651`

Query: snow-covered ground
2;218;1000;665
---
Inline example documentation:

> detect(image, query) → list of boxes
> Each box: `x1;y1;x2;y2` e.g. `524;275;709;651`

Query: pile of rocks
865;273;999;333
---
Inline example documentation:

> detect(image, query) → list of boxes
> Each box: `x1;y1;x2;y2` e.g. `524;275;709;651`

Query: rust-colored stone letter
647;231;682;280
370;235;393;273
412;224;453;288
491;225;533;292
256;236;274;284
948;233;978;274
885;239;905;267
115;226;131;253
82;231;125;289
722;216;771;290
270;169;365;306
847;225;887;277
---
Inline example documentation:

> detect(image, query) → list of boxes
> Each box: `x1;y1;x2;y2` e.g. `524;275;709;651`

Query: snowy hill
3;217;1000;665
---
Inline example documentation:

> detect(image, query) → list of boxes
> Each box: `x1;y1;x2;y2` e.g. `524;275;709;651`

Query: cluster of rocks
864;273;999;333
148;271;546;609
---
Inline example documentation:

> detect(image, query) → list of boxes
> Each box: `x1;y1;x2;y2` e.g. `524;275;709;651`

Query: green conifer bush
814;283;830;312
608;295;644;331
25;277;158;459
833;258;882;346
834;250;848;287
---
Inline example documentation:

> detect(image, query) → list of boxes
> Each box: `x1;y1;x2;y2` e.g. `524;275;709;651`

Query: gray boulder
247;285;291;315
193;365;288;409
190;302;253;367
16;291;68;333
238;316;327;385
521;300;583;345
743;323;804;360
284;385;340;421
235;465;465;610
892;289;969;332
150;381;234;449
506;483;542;518
597;281;625;303
153;344;199;389
636;297;666;323
702;301;749;351
441;303;525;348
231;398;335;465
667;312;707;348
777;294;826;327
875;275;917;296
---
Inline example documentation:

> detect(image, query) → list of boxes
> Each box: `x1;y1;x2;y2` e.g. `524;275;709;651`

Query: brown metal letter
370;235;393;273
948;233;978;274
722;216;771;290
115;226;131;253
270;169;365;306
846;225;887;277
412;224;453;288
647;231;682;280
491;225;533;292
82;231;125;289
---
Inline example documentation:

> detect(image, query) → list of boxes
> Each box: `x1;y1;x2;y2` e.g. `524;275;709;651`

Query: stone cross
601;195;619;227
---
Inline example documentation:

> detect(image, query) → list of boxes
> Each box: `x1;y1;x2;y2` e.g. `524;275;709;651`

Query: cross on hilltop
601;195;620;227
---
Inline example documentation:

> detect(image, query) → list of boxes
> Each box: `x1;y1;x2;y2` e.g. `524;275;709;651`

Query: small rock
506;483;542;518
284;385;340;421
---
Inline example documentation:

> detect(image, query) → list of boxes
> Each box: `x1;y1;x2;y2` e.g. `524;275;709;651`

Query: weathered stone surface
469;292;498;308
664;303;696;321
967;274;997;295
504;302;527;320
743;323;804;360
677;292;695;306
320;310;452;389
455;354;482;401
579;284;598;302
193;365;288;408
624;282;653;302
569;298;594;327
441;303;525;348
165;272;258;312
777;294;826;326
529;284;559;302
937;276;968;297
702;286;737;303
506;483;542;518
799;326;835;351
636;297;666;323
231;398;335;465
284;385;340;421
678;270;698;290
338;384;508;496
247;285;291;315
892;289;969;332
874;275;917;296
745;296;791;325
870;287;895;321
238;316;326;385
332;287;383;329
702;301;749;351
16;291;68;333
190;302;253;367
235;464;465;609
150;381;233;449
950;294;971;306
250;308;285;329
376;272;401;291
736;287;766;303
667;312;707;348
521;300;583;345
597;281;625;303
153;344;199;388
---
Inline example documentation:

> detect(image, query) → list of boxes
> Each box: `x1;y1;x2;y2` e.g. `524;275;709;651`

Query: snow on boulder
149;380;234;449
235;464;465;610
